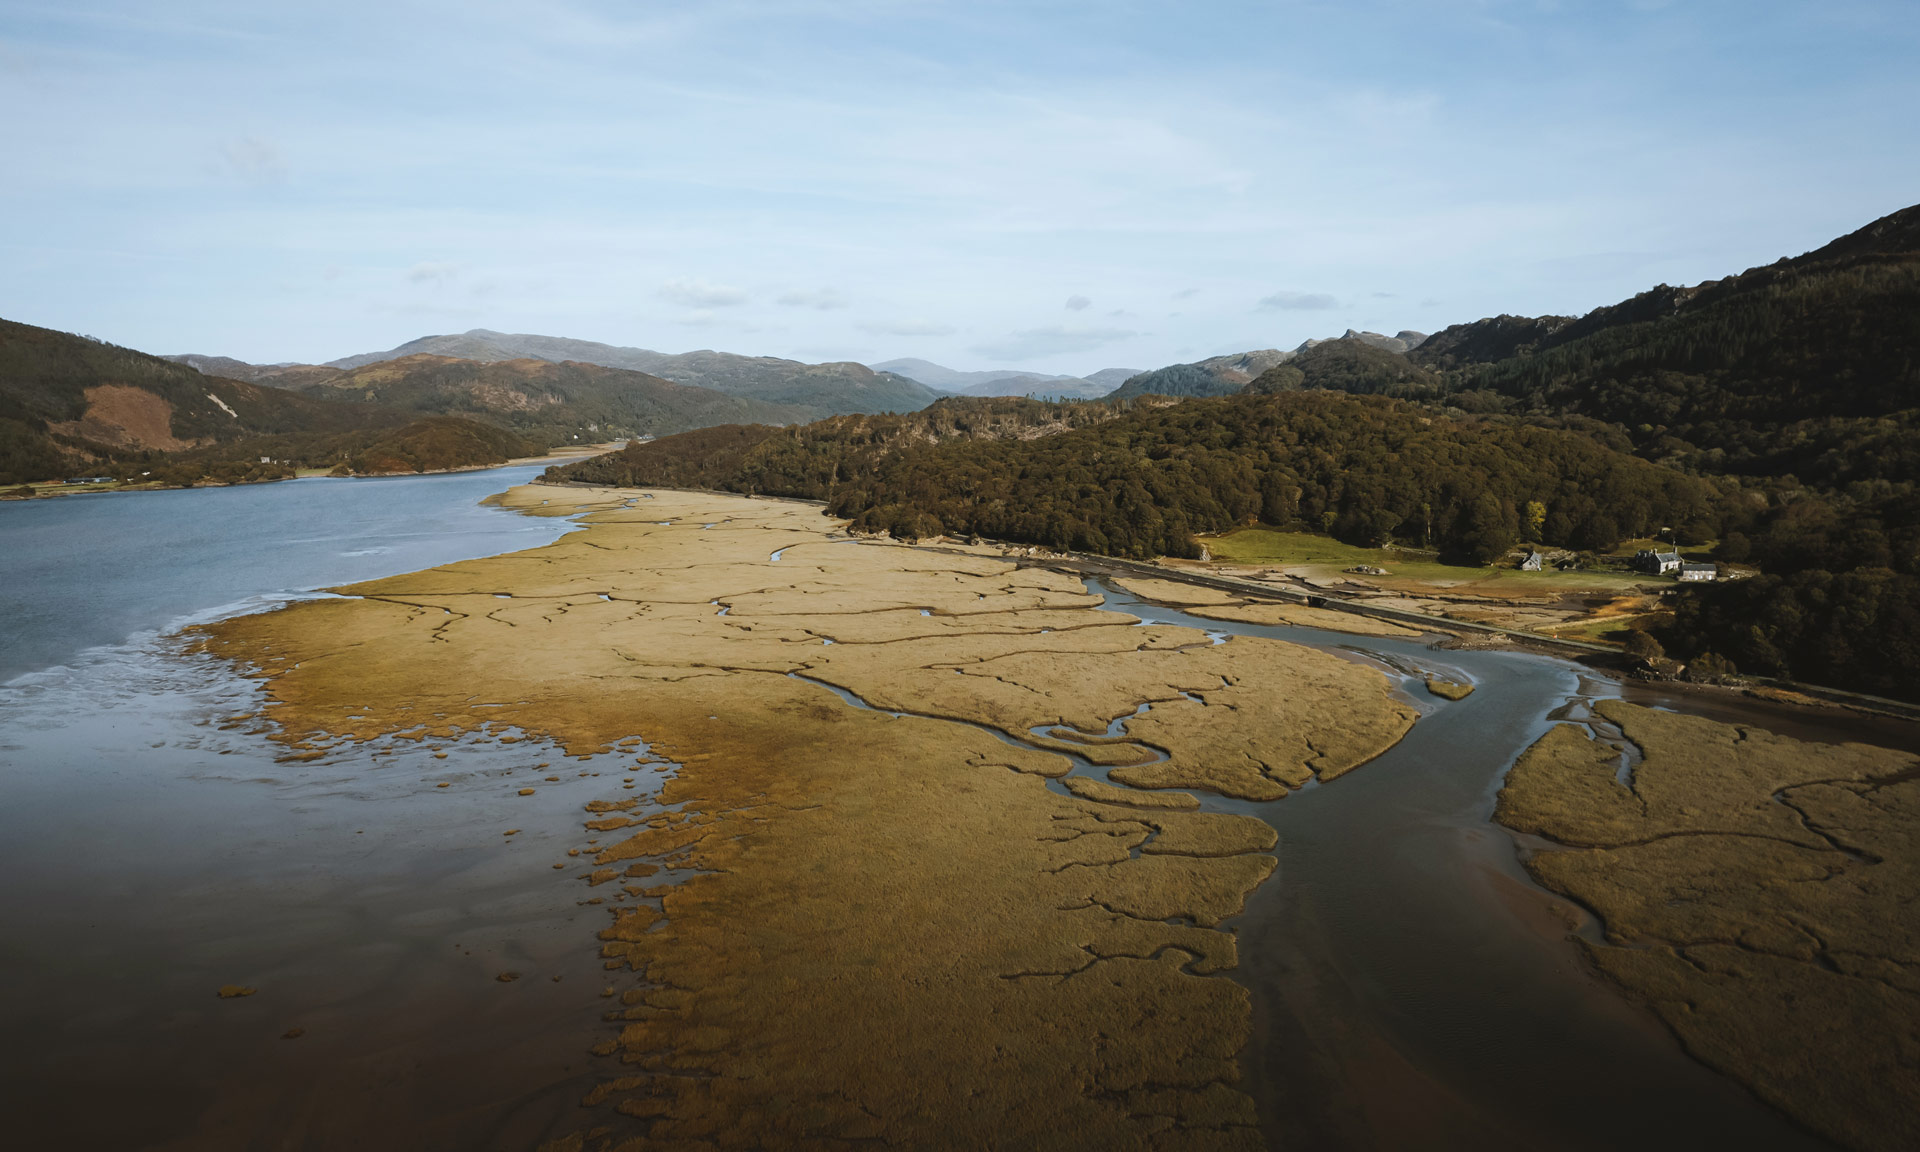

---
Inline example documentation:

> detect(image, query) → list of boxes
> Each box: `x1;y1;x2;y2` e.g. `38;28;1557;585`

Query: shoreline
1;444;623;502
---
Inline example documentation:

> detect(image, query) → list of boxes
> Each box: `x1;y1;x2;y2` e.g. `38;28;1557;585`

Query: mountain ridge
319;329;940;418
277;354;807;443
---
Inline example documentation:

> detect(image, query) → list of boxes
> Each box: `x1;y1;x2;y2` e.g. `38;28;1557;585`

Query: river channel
1;475;1901;1149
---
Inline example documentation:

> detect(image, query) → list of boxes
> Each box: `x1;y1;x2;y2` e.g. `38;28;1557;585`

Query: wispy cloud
1257;290;1339;311
776;287;850;310
661;278;747;307
217;135;286;187
972;326;1135;360
1064;294;1090;311
5;0;1912;365
406;261;459;285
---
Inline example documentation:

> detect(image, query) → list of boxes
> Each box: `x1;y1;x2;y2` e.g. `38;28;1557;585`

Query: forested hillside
1399;203;1920;698
2;319;546;486
0;317;407;484
1665;492;1920;701
1413;203;1920;488
329;416;533;476
1105;350;1290;399
555;391;1723;562
1249;338;1440;397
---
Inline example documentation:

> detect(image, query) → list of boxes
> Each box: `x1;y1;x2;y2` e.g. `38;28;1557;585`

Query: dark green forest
558;391;1724;562
1105;363;1246;400
1250;339;1440;397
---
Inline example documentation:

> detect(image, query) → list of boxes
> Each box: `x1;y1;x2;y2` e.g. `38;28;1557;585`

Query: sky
2;1;1916;375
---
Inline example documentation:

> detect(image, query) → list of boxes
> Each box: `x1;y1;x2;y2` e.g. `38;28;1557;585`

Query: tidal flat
8;479;1897;1151
1498;700;1920;1152
196;484;1417;1149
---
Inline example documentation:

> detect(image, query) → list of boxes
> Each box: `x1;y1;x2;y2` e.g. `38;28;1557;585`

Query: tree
1452;493;1516;565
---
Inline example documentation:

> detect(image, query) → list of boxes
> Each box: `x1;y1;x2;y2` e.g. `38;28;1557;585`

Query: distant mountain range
275;354;804;442
3;323;805;486
297;330;941;418
872;359;1142;401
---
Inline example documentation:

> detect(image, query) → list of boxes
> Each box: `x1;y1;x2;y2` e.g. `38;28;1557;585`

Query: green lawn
1202;528;1656;597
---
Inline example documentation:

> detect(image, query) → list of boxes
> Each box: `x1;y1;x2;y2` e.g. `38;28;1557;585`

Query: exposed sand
1497;700;1920;1152
196;485;1417;1150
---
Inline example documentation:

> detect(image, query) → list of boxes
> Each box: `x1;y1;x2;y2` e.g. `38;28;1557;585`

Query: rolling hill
1104;333;1428;401
1247;337;1441;397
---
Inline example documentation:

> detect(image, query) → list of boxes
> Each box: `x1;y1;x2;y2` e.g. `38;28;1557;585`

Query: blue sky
3;1;1915;373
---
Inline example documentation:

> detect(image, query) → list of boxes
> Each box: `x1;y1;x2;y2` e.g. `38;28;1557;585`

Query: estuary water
0;469;647;1149
0;467;577;683
0;475;1882;1149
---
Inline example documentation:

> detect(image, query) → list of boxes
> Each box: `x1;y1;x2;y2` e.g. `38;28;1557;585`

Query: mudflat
197;485;1417;1150
1498;700;1920;1152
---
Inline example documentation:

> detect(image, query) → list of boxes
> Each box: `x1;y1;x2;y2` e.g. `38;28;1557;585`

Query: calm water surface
0;466;574;682
0;470;665;1150
0;478;1880;1149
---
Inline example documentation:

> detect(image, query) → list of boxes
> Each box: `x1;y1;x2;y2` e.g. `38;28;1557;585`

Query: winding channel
771;569;1861;1148
1083;581;1841;1150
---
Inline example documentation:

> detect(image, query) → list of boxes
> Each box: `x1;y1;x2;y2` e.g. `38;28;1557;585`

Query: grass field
1201;528;1657;599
